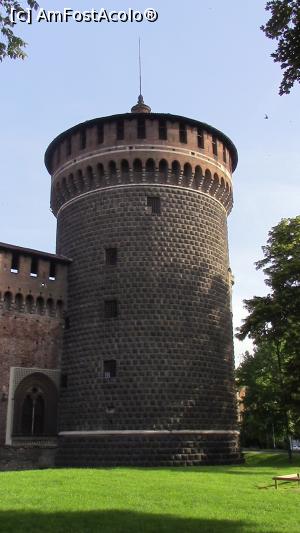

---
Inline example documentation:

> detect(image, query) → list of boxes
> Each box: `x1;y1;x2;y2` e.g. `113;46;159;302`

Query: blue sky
1;0;299;364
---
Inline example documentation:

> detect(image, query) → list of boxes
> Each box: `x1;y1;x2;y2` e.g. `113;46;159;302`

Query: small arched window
46;298;55;317
4;291;13;311
146;158;155;176
194;166;203;188
21;389;45;436
159;159;168;179
171;160;181;178
97;163;104;182
211;174;219;194
194;166;202;179
69;173;77;194
62;177;70;199
86;166;94;189
133;159;143;176
36;297;45;315
121;159;129;177
108;161;117;177
77;170;85;192
25;295;34;313
203;169;212;192
183;163;192;178
15;293;24;312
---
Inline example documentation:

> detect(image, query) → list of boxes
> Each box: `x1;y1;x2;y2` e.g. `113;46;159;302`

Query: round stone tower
45;96;241;466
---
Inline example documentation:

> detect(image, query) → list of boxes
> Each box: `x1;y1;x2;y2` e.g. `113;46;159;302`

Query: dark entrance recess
13;373;58;437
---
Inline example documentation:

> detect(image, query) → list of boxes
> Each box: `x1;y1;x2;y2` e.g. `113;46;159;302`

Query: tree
0;0;38;61
261;1;300;95
237;217;300;458
236;345;293;449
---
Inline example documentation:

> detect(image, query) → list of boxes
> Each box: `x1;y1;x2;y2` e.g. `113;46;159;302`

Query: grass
0;452;300;533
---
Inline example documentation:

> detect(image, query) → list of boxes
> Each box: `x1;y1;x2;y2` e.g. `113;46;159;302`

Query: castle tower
45;98;241;466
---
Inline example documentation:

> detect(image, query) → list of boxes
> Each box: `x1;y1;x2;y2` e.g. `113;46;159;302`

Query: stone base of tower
56;431;243;467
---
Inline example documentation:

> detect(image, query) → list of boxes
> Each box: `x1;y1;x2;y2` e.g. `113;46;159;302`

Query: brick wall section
0;445;56;471
0;249;68;444
0;313;63;443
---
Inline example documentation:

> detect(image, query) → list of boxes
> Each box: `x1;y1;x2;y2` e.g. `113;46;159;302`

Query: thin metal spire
139;37;142;98
131;38;151;113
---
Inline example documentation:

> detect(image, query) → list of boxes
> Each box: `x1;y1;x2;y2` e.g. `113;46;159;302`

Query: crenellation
46;115;236;178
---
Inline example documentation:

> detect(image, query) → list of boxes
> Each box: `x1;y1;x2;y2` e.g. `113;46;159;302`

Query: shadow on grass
244;453;300;468
0;509;257;533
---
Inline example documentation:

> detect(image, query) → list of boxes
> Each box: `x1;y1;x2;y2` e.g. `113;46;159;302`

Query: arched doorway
13;373;58;437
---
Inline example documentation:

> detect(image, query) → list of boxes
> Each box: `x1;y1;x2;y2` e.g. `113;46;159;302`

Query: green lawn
0;453;300;533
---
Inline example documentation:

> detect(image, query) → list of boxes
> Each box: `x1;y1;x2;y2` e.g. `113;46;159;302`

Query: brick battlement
0;243;69;314
47;113;236;216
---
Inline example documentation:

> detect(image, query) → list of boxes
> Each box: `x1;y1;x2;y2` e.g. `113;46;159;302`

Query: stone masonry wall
56;186;237;439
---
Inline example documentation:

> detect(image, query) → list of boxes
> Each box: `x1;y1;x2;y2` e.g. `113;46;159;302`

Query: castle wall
0;248;68;444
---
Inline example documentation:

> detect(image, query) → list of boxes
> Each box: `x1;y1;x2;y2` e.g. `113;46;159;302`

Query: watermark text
10;7;158;25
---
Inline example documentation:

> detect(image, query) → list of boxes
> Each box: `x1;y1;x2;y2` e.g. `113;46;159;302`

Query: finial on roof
131;38;151;114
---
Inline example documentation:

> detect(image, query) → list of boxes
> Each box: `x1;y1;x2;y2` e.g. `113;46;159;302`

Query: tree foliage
236;346;288;448
237;217;300;455
0;0;38;61
261;0;300;95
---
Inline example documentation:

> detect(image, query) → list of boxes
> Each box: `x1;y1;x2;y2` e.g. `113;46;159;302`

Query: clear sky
1;0;299;365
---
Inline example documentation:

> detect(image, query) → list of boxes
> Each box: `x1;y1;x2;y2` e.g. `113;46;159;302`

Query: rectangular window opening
116;120;124;140
80;129;86;150
11;253;20;274
147;196;161;215
137;118;146;139
56;145;61;165
103;359;117;379
30;256;38;278
197;127;204;149
105;248;117;265
104;299;118;318
49;261;56;280
66;136;72;156
212;136;218;156
159;119;167;140
179;122;187;144
61;373;68;388
223;145;227;163
97;123;104;144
